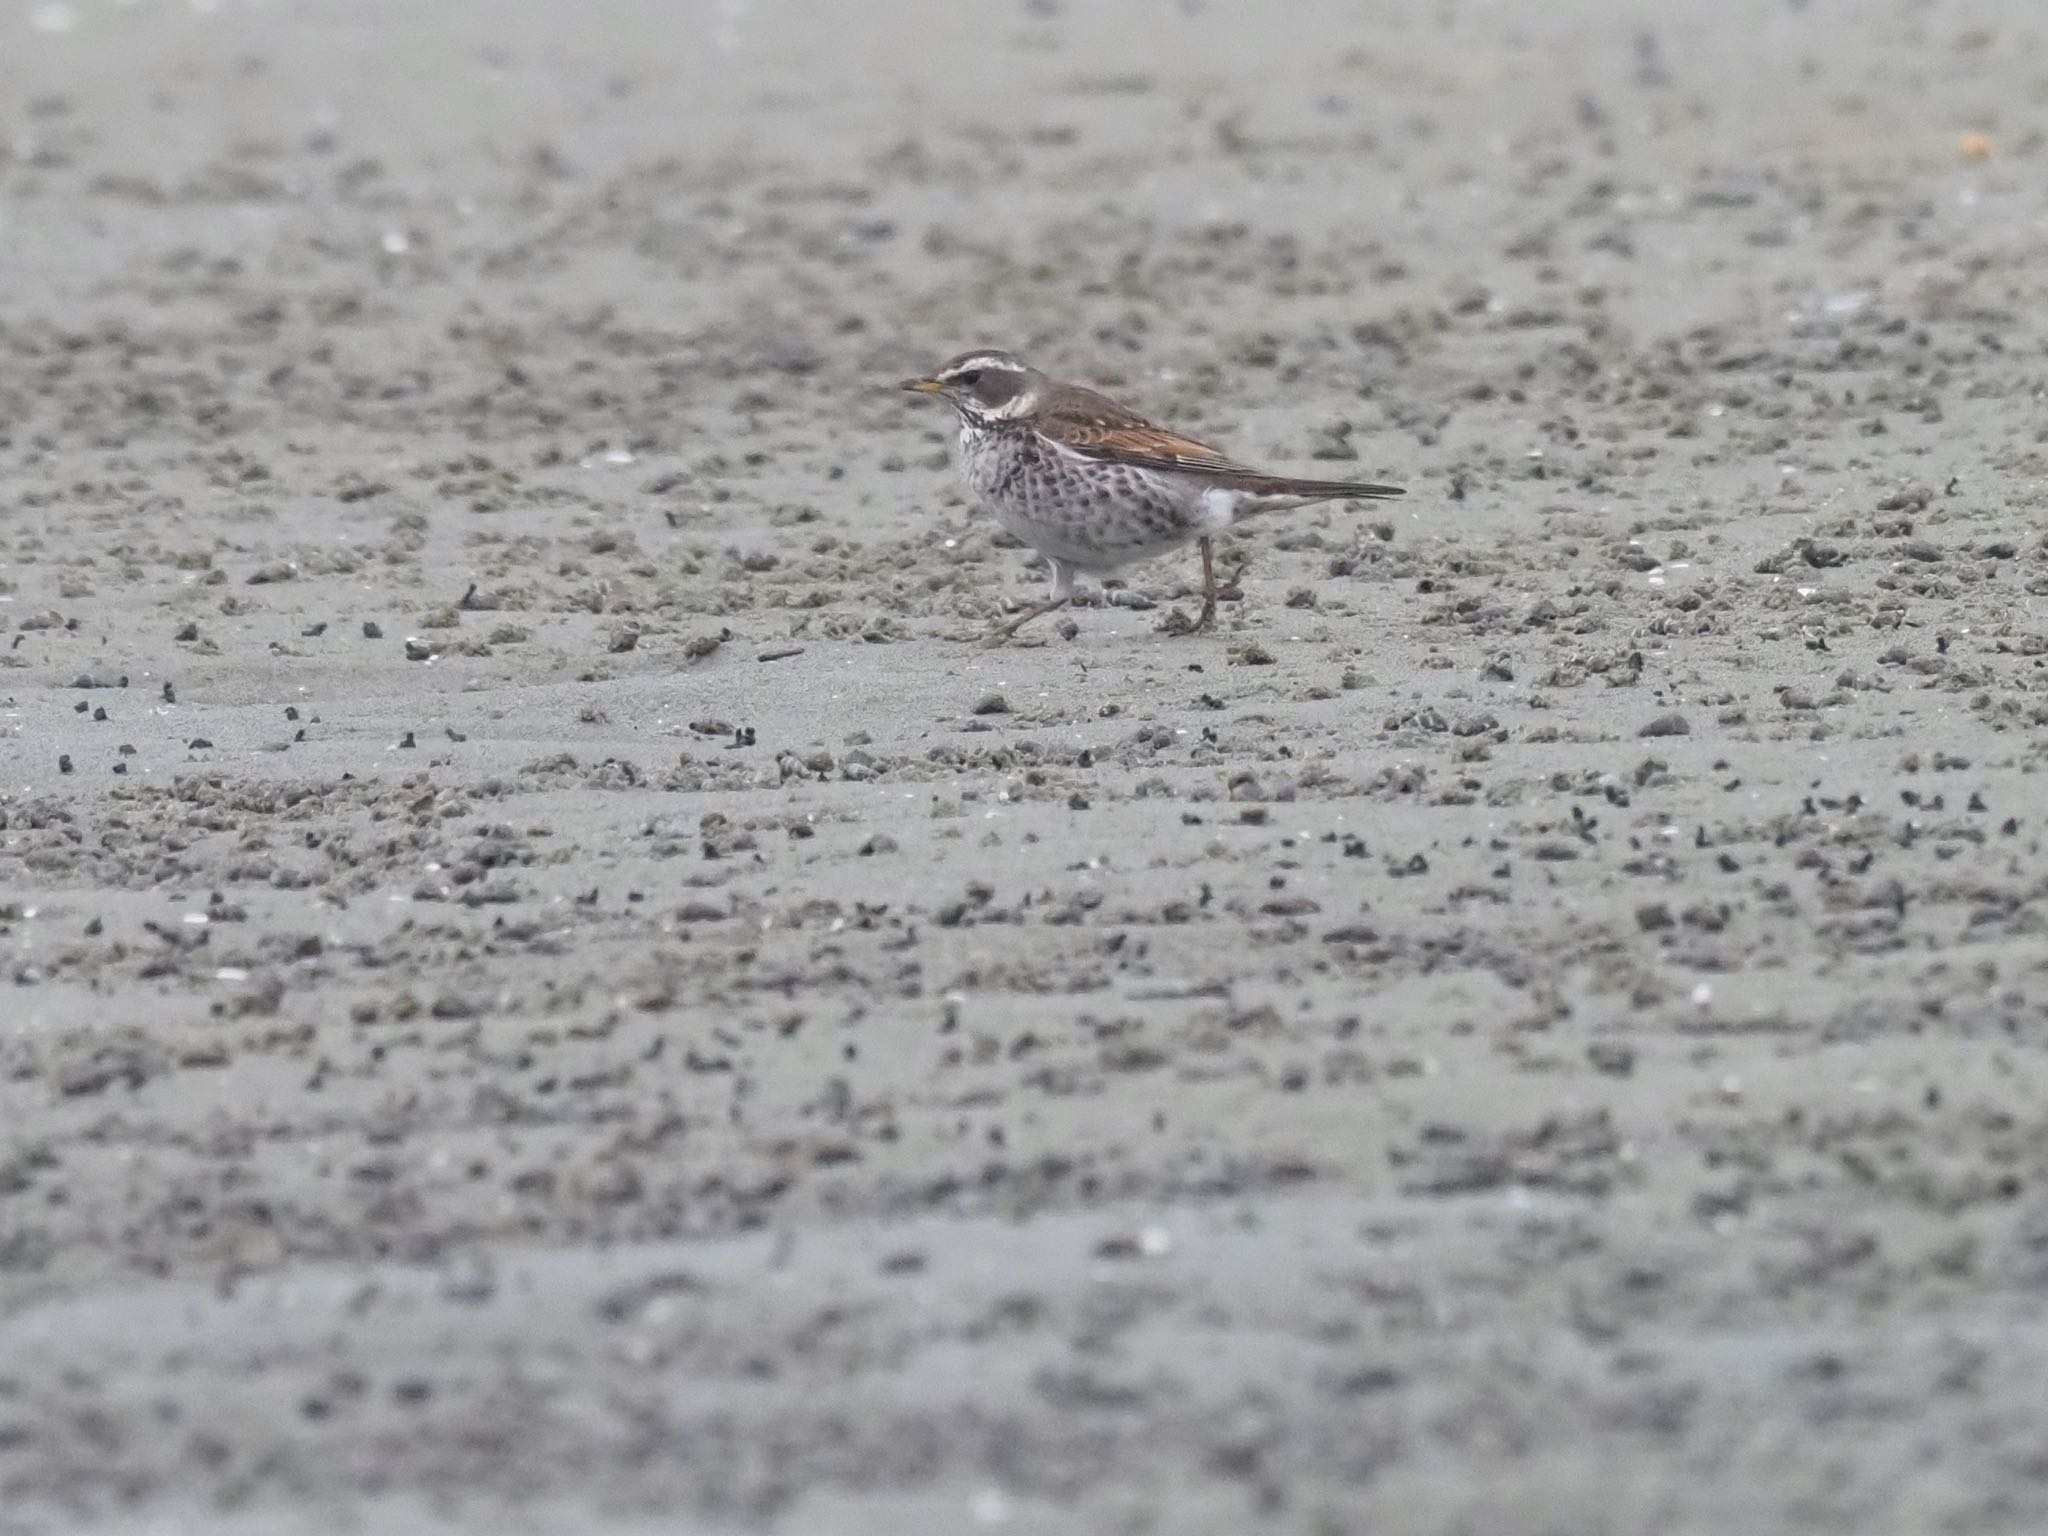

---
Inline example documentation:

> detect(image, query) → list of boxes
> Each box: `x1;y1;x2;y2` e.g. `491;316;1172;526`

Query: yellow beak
901;377;946;394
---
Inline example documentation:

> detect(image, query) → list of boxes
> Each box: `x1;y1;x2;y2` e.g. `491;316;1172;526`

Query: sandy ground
4;0;2048;1531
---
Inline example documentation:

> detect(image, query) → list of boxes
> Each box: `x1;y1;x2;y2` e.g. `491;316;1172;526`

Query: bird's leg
1192;537;1219;632
991;594;1069;642
987;558;1074;644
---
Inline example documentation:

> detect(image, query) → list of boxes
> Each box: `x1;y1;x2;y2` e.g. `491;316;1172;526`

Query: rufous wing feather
1037;387;1403;500
1053;419;1269;478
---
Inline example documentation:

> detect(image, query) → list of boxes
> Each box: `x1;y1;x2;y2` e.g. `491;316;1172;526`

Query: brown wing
1035;383;1406;499
1034;383;1269;479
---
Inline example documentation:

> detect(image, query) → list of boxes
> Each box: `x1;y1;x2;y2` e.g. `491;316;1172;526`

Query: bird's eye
956;370;982;386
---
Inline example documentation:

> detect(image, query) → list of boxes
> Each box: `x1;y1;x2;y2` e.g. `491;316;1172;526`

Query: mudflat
4;2;2047;1532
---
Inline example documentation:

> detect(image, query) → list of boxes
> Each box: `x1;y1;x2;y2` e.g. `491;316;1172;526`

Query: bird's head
900;349;1045;422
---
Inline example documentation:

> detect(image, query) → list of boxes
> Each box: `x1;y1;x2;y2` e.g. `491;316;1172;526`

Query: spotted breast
959;420;1206;574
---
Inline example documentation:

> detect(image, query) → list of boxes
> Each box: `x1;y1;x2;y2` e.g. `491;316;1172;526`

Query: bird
901;349;1405;641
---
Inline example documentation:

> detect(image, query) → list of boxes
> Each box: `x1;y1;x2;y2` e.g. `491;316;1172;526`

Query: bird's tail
1231;474;1405;502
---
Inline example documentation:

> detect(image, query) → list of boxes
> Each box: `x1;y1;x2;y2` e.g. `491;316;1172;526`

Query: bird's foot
985;596;1068;645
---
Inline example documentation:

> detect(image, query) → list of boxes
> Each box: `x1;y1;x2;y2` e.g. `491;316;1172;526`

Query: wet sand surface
5;1;2048;1531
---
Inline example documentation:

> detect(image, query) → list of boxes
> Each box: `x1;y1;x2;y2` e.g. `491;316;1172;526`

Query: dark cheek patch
973;371;1024;409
